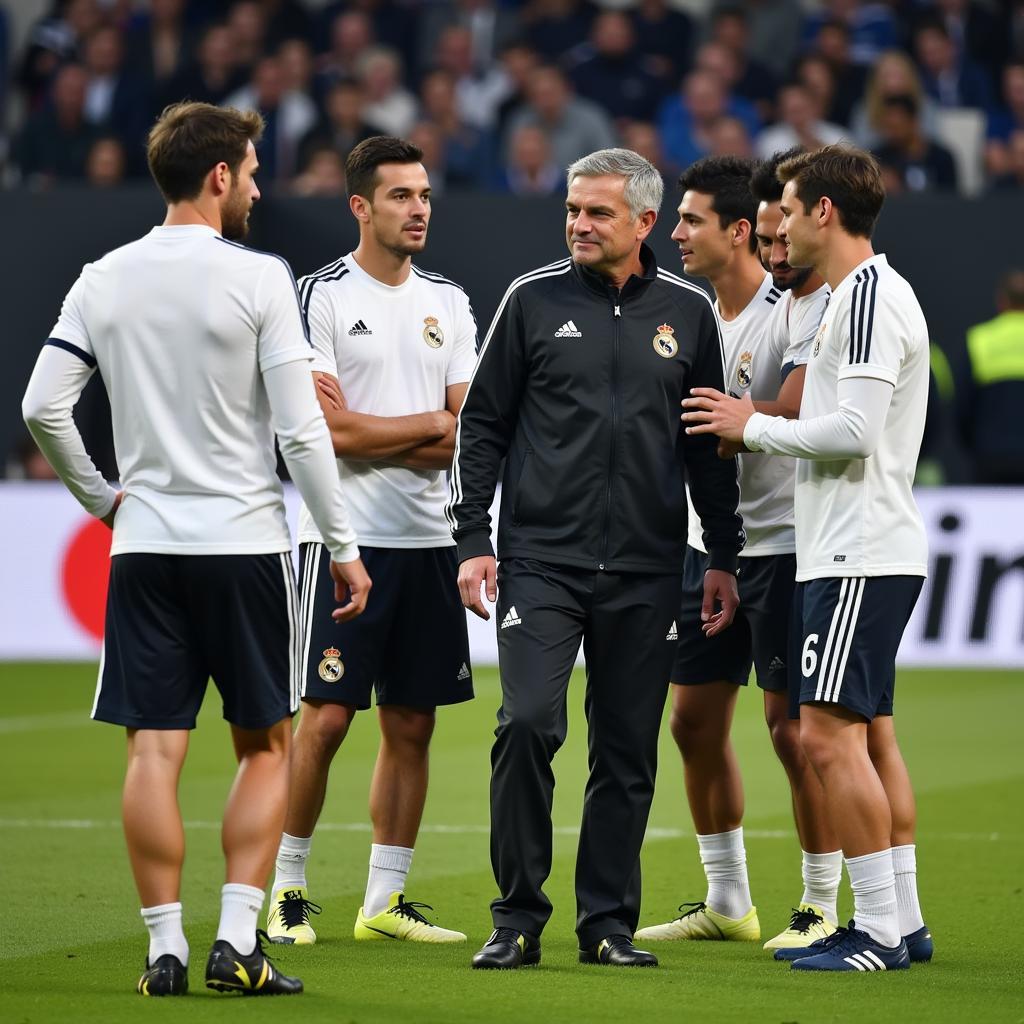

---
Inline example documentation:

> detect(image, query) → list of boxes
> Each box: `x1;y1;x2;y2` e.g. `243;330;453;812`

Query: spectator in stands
434;24;510;131
986;63;1024;179
493;123;561;196
419;68;492;188
504;64;615;170
522;0;596;63
7;433;58;481
125;0;194;117
81;25;149;172
692;41;762;134
793;54;841;129
755;80;847;157
630;0;695;88
315;9;374;101
261;0;312;52
569;10;664;124
914;19;993;111
851;49;940;148
17;0;103;112
492;40;541;132
174;23;246;108
418;0;522;79
225;54;317;180
279;37;316;107
226;0;269;73
290;143;346;197
300;78;376;166
85;135;126;187
357;46;418;137
957;269;1024;484
802;0;898;66
806;18;867;126
657;68;749;170
708;113;754;157
708;6;778;121
15;62;97;184
408;119;448;194
989;129;1024;192
314;0;419;77
714;0;804;79
620;120;673;177
927;0;1007;91
873;93;959;193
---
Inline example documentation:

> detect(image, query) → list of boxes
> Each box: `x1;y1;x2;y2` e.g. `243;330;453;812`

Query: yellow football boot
763;904;837;950
635;901;761;942
266;887;321;945
354;893;467;943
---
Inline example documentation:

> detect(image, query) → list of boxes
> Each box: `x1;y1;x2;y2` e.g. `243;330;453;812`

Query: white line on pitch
0;819;1010;843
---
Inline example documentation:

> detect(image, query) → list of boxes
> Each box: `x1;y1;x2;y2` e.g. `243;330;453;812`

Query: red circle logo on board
61;518;112;642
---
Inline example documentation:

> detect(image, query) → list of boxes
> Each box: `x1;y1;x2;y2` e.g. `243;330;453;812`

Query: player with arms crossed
21;102;370;996
637;154;838;951
267;136;475;946
683;144;932;972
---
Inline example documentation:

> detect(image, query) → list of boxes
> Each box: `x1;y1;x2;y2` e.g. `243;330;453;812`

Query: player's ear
349;194;370;223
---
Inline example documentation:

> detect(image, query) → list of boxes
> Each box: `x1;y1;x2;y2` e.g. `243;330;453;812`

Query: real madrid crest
813;321;827;357
653;323;678;359
737;350;753;390
318;646;344;682
423;315;444;348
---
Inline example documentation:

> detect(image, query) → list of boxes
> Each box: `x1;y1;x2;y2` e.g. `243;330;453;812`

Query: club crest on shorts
737;350;752;389
318;646;344;682
423;315;444;348
652;323;677;358
813;321;828;357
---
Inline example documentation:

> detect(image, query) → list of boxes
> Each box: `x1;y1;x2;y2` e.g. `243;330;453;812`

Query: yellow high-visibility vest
966;310;1024;386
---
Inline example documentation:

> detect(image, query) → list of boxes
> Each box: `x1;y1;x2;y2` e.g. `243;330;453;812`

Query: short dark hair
776;144;886;239
998;268;1024;309
147;101;263;203
678;155;758;252
749;147;803;204
344;135;423;201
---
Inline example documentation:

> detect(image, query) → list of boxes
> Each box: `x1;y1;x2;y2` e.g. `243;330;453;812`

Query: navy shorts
790;575;924;721
298;544;473;711
672;546;796;691
93;552;300;730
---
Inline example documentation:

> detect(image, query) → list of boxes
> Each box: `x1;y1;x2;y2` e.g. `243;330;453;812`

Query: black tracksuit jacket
447;246;744;575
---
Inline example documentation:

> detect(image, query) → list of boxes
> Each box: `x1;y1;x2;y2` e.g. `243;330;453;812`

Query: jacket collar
572;243;659;300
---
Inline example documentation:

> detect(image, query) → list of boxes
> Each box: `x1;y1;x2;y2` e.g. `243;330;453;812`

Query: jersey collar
572;243;659;300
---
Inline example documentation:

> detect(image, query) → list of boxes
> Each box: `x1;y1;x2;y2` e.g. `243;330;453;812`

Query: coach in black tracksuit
449;149;743;970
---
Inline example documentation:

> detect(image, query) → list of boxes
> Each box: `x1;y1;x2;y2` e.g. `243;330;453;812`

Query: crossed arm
312;372;467;470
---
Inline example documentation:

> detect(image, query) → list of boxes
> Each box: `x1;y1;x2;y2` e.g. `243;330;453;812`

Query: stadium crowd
1;0;1023;197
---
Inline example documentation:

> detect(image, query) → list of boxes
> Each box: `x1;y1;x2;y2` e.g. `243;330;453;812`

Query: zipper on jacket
599;300;622;569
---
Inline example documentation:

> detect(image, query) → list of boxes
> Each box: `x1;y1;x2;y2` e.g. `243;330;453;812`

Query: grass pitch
0;663;1021;1023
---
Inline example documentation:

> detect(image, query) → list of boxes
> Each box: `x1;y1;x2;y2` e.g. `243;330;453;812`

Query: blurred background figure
755;80;846;157
803;18;865;126
504;64;615;170
986;63;1024;179
124;0;193;119
85;135;126;188
873;93;958;194
658;68;741;170
989;129;1024;192
708;6;778;123
851;50;939;148
175;23;246;108
708;113;753;158
630;0;695;90
914;18;993;111
357;46;418;137
6;433;59;481
300;78;375;169
493;123;560;196
290;144;346;198
957;270;1024;484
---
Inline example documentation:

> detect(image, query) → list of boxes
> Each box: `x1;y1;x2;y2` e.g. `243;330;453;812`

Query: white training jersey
48;224;318;556
688;274;826;556
792;253;929;579
296;253;477;548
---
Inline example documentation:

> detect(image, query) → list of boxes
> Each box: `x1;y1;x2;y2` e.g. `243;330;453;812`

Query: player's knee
301;701;354;752
670;703;715;755
495;707;564;756
380;706;435;752
767;713;802;769
798;719;838;775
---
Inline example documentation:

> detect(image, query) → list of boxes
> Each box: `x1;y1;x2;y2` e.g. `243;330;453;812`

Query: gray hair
566;148;664;219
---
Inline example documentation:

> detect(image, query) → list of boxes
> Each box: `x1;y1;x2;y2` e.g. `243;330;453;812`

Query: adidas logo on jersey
500;606;522;629
555;320;582;338
666;621;678;640
348;319;372;336
768;656;785;673
457;662;471;681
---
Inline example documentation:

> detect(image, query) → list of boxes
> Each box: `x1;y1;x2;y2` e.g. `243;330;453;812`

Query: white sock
800;849;843;924
272;832;312;893
140;901;188;966
216;883;264;955
364;844;413;917
846;849;900;947
892;843;925;935
697;828;752;919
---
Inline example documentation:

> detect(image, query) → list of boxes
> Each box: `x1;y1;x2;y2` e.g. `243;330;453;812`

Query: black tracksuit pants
489;557;681;947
